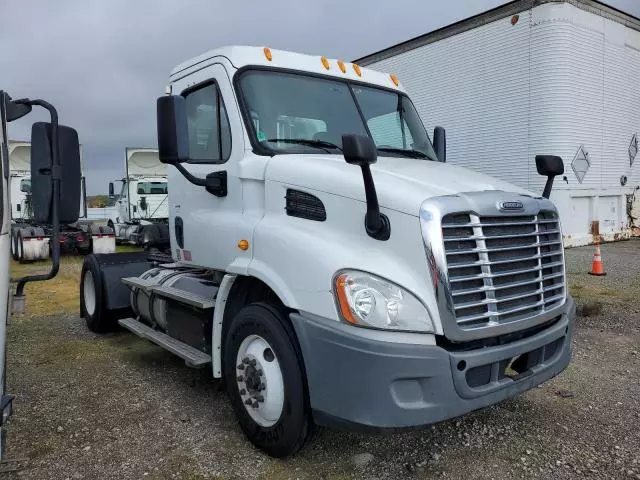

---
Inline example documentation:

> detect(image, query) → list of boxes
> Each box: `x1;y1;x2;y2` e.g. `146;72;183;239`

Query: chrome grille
442;211;565;330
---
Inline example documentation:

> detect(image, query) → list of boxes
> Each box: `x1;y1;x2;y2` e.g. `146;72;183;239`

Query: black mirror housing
535;155;564;199
30;122;81;224
157;95;189;164
342;134;377;166
108;182;115;198
535;155;564;177
433;126;446;162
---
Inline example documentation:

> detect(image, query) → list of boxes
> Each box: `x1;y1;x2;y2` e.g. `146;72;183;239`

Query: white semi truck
107;147;169;247
80;46;575;457
1;91;82;460
8;140;114;261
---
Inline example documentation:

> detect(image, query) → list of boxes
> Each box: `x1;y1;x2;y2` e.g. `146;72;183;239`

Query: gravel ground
2;240;640;479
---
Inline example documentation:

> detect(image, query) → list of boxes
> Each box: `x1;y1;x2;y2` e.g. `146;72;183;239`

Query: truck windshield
136;181;168;195
238;70;438;161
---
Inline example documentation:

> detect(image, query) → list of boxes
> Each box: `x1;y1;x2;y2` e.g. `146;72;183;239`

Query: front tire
80;255;116;333
224;303;313;457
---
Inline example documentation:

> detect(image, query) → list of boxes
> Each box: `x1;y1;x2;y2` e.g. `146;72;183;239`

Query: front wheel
224;303;313;457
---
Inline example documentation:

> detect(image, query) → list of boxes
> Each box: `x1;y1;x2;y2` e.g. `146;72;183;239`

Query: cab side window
183;82;232;164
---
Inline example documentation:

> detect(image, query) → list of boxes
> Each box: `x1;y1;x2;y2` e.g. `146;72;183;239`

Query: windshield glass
20;178;31;193
238;70;437;160
136;181;168;195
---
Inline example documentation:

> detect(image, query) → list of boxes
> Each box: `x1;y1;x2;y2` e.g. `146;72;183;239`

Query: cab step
118;317;212;368
152;284;215;309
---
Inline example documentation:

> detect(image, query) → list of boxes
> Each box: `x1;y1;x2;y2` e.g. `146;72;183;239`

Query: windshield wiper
266;138;343;153
377;147;431;159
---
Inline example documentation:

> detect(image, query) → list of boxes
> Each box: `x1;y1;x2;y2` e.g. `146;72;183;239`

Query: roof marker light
320;56;330;70
337;60;346;73
263;47;273;61
353;63;362;77
390;73;400;87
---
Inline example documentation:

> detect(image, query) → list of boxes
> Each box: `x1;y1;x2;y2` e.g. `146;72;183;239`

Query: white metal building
355;0;640;246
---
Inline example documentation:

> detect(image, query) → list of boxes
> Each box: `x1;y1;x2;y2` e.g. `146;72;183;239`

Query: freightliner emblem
497;200;524;211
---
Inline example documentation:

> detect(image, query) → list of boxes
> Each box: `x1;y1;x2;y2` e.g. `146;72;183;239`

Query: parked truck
1;91;83;460
353;0;640;246
8;140;114;261
106;147;169;248
80;46;575;457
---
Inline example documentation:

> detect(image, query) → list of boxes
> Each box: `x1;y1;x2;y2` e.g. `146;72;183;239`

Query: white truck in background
79;46;576;458
107;147;169;248
8;140;114;262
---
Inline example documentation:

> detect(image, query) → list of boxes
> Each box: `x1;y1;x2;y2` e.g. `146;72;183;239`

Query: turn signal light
238;239;249;250
335;274;357;325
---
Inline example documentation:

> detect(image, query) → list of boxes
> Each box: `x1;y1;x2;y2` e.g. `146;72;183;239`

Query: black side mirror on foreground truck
342;134;391;241
535;155;564;199
157;95;189;164
433;126;446;162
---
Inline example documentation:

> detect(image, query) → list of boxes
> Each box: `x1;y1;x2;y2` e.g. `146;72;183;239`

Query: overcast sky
2;0;638;194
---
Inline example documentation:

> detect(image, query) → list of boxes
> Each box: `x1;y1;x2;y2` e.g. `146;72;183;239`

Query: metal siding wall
367;12;532;187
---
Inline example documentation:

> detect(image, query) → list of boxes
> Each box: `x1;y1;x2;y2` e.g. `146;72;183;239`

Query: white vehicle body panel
357;0;640;246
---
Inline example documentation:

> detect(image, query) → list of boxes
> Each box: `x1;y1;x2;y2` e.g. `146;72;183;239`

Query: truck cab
108;148;169;246
80;46;575;458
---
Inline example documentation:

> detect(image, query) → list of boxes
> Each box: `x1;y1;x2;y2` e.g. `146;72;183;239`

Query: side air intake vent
285;189;326;222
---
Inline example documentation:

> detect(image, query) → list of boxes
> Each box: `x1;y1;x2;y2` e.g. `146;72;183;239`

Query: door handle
205;171;227;197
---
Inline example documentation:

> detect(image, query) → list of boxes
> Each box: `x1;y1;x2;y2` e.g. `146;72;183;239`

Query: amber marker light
353;63;362;76
335;274;357;325
263;47;273;61
320;56;330;70
390;73;400;87
238;239;249;250
337;60;346;73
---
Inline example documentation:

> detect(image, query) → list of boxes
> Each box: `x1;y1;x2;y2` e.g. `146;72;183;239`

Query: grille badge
497;200;524;212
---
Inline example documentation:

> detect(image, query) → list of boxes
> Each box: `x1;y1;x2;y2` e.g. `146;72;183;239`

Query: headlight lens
334;270;433;332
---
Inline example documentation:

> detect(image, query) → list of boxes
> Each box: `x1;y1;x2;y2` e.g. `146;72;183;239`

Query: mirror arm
542;175;556;199
360;165;390;241
14;99;61;296
173;163;207;187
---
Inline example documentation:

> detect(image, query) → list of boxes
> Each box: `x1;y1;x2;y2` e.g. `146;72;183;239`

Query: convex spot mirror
535;155;564;177
342;134;377;166
31;122;81;224
157;95;189;164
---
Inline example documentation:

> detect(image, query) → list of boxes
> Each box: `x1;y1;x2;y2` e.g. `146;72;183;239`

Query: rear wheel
17;232;25;264
80;255;116;332
224;303;313;457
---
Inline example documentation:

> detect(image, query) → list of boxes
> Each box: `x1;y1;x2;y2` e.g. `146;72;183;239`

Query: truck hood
266;154;535;216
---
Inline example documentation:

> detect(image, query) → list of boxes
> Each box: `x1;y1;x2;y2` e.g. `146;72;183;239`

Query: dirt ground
2;241;640;479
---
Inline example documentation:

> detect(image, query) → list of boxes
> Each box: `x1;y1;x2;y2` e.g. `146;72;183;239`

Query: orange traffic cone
588;242;606;276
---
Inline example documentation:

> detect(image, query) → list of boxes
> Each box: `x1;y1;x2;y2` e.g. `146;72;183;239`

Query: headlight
334;270;433;332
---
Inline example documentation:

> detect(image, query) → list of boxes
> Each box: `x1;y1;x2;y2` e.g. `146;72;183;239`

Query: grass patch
116;244;141;253
10;256;83;318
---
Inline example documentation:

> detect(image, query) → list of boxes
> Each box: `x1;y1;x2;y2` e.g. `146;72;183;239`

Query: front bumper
291;297;575;431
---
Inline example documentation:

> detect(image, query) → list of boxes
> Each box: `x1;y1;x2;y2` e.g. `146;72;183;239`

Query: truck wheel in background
16;231;25;263
10;229;19;261
141;225;159;246
224;303;313;458
80;255;115;332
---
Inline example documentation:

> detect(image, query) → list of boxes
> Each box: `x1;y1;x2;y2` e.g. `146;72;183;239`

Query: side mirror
157;95;189;164
433;126;446;162
535;155;564;199
31;122;81;224
342;133;377;166
342;134;390;241
108;182;115;198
